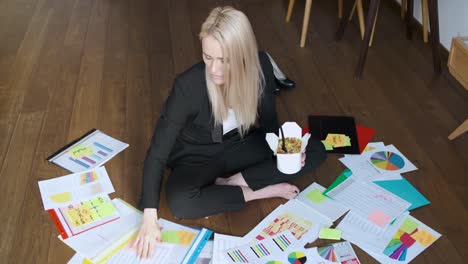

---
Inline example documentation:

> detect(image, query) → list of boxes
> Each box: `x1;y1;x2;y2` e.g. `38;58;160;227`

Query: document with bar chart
48;129;129;173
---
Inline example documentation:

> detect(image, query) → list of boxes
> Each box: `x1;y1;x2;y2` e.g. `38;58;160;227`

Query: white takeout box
266;122;311;174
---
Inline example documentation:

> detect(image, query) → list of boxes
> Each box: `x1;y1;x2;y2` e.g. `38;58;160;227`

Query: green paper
324;173;348;196
305;189;328;204
400;218;419;234
321;140;334;150
319;228;342;240
161;230;179;243
344;136;351;146
96;202;117;217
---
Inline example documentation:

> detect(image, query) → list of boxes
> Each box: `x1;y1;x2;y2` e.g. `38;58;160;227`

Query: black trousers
165;129;327;219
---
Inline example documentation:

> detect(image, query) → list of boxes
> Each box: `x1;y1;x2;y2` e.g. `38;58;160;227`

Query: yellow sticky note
411;228;436;247
50;192;72;203
177;230;196;246
162;230;179;243
305;189;328;204
69;144;94;159
400;218;419;234
96;202;117;218
325;134;347;147
319;228;342;240
321;140;334;150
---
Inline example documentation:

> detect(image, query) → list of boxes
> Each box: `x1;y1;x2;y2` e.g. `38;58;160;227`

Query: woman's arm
135;76;197;259
140;77;196;209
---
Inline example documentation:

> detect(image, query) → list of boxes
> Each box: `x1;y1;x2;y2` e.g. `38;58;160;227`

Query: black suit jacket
140;51;280;209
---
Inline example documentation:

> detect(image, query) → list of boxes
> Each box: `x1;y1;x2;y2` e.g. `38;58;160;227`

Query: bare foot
262;183;300;200
215;173;248;187
242;182;300;202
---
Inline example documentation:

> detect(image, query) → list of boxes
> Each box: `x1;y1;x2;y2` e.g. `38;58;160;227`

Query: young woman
132;6;326;259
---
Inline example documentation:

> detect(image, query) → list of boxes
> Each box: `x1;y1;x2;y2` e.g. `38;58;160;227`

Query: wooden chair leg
422;0;429;43
338;0;343;19
369;2;380;47
401;0;407;19
448;119;468;140
348;1;357;21
427;0;441;73
356;0;365;39
336;0;355;41
300;0;313;48
286;0;295;22
355;0;380;79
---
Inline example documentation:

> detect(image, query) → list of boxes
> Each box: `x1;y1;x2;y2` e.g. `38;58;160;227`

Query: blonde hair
199;6;265;137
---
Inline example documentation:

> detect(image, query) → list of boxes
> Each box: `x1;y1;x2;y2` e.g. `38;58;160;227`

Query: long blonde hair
199;6;265;137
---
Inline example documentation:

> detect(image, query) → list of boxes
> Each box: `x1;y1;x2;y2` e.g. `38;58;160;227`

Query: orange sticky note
411;228;436;247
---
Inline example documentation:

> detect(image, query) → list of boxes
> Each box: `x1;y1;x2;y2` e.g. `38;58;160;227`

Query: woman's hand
131;208;161;259
301;153;306;167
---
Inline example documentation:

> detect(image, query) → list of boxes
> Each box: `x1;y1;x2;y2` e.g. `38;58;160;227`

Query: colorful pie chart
370;151;405;171
288;251;307;264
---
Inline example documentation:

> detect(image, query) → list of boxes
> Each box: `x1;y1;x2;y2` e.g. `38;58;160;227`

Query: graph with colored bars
256;212;313;240
226;248;251;263
80;171;98;184
225;232;296;263
272;233;292;251
68;142;113;169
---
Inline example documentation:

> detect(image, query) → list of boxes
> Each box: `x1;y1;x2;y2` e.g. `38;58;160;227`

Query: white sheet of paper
361;144;418;175
49;130;129;173
53;193;120;238
305;241;361;264
196;240;213;263
338;211;409;252
212;233;245;264
61;199;142;262
244;200;333;245
349;215;441;264
38;166;115;210
326;177;411;228
296;182;349;221
222;230;298;263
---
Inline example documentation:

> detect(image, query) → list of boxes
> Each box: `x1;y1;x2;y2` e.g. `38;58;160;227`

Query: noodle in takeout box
265;122;311;174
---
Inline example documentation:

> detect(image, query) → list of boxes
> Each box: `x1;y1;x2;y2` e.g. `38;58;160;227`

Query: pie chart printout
370;151;405;171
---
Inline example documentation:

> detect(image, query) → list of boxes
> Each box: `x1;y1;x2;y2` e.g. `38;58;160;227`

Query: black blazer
140;51;280;209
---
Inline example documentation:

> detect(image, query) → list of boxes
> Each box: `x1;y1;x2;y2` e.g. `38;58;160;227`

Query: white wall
395;0;468;49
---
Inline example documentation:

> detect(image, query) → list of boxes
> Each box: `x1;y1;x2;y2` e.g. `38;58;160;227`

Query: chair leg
369;2;380;47
356;0;365;39
300;0;313;47
348;1;356;21
286;0;295;22
336;0;355;41
422;0;429;43
427;0;441;73
355;0;380;79
448;119;468;140
338;0;343;19
401;0;407;19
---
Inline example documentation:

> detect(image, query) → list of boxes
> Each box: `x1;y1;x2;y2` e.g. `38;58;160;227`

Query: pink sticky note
400;232;416;247
368;210;391;227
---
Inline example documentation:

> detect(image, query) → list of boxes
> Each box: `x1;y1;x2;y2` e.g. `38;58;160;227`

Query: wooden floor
0;0;467;263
